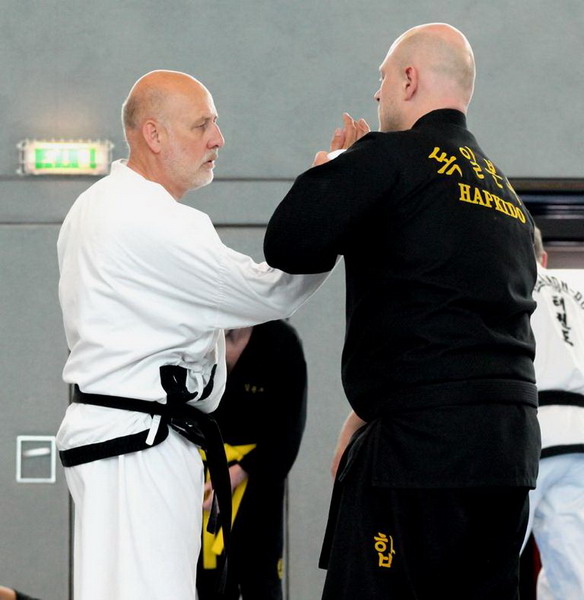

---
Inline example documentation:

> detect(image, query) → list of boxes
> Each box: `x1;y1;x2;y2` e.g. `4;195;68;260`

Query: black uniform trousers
321;473;530;600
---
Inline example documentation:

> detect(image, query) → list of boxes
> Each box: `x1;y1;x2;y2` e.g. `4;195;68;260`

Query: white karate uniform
524;266;584;600
56;160;331;600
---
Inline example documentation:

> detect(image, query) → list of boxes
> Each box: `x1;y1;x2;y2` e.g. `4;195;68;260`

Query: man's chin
190;172;214;192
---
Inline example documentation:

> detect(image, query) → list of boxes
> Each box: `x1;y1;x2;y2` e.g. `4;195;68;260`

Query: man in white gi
523;228;584;599
56;70;332;600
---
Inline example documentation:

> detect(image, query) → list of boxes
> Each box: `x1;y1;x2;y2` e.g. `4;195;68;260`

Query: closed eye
193;116;218;130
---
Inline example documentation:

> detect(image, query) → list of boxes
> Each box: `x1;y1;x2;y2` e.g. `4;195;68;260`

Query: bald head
122;70;210;138
122;70;224;200
375;23;476;131
391;24;475;101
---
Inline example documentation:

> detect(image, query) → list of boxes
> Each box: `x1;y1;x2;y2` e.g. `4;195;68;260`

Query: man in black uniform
197;320;307;600
264;23;540;600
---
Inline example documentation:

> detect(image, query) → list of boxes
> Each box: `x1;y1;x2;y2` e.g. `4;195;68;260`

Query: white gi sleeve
208;243;333;330
148;203;333;331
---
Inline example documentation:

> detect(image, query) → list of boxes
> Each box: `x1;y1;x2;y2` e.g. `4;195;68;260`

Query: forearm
264;169;342;274
211;246;332;328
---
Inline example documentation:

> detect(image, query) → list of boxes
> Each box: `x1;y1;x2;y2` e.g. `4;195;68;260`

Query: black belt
539;390;584;408
59;365;231;591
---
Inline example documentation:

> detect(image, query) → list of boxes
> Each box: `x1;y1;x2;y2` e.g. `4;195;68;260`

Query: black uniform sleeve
264;132;395;274
238;323;308;482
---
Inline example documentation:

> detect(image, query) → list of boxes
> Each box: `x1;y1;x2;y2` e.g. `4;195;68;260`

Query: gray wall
1;2;582;599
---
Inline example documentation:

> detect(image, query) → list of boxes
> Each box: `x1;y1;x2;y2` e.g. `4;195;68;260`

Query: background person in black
264;23;540;600
196;320;307;600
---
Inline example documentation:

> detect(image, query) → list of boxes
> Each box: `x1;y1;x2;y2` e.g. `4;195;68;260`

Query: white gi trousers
524;454;584;600
65;430;204;600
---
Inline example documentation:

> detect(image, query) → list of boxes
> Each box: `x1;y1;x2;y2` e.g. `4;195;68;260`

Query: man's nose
210;123;225;148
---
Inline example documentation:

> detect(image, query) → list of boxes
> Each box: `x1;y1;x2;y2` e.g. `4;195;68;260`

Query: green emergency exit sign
35;147;97;170
18;139;114;175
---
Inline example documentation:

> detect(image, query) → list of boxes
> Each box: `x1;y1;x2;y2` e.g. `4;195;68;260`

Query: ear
142;119;164;154
403;66;418;101
541;251;548;268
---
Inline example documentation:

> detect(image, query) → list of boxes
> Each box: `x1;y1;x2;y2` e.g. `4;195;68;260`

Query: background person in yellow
264;23;540;600
197;320;308;600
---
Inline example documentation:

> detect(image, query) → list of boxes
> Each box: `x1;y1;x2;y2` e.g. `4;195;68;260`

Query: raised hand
313;113;371;166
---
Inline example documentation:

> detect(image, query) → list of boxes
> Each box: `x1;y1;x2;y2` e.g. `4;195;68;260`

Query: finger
312;150;330;167
342;113;355;147
352;118;366;142
357;118;371;138
342;113;357;148
330;128;345;151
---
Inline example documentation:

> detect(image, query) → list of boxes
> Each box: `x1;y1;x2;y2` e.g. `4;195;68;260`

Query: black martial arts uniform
197;320;307;600
264;109;541;600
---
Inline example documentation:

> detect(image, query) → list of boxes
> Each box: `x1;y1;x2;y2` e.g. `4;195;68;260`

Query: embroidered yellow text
457;183;526;223
373;532;396;568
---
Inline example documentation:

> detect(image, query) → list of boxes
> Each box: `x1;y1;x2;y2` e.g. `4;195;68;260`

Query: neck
127;154;183;200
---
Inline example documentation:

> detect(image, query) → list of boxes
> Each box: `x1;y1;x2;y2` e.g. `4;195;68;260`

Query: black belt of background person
539;390;584;407
59;365;232;592
538;390;584;459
